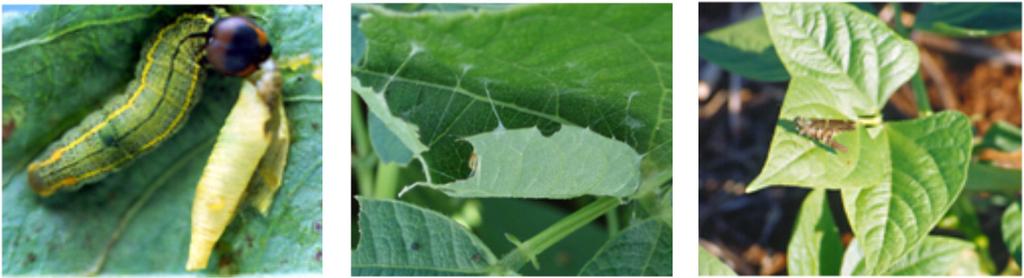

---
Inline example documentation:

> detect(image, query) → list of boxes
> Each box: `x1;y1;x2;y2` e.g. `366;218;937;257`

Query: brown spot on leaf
3;120;15;143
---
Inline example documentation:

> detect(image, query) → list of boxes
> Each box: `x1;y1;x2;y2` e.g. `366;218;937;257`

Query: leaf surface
1004;202;1022;266
698;16;788;81
787;189;842;275
916;3;1021;38
354;4;672;184
840;111;971;274
414;126;641;198
841;236;983;275
352;197;497;275
579;219;671;276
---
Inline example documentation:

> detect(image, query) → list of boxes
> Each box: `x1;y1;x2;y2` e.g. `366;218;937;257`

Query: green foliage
842;237;984;275
354;4;671;184
351;198;498;275
579;220;671;276
411;126;642;199
732;2;1003;276
787;189;842;275
1004;202;1022;266
2;5;322;274
352;4;672;276
698;16;788;81
916;3;1022;38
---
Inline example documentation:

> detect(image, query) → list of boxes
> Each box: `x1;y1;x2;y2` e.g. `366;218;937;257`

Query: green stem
373;162;401;199
496;197;620;272
352;92;375;196
910;73;933;117
606;208;620;239
892;3;933;117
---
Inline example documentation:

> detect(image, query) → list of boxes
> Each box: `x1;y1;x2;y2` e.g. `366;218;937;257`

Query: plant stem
606;208;620;239
373;162;401;199
892;3;933;117
496;197;620;272
910;73;933;117
352;93;375;196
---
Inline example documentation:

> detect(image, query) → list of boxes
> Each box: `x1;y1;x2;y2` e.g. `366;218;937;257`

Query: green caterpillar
27;14;215;197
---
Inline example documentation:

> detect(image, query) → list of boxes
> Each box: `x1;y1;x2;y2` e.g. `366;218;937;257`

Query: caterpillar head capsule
206;16;272;77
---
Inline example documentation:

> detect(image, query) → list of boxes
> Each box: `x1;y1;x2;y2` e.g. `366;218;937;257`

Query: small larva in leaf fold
793;116;856;153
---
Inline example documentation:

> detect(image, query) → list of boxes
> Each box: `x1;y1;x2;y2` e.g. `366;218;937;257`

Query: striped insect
793;116;856;153
25;14;273;197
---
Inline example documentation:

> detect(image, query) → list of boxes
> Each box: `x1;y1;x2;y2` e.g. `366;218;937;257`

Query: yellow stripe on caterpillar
27;14;214;196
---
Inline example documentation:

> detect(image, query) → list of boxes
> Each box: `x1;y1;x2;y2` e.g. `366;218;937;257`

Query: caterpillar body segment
26;14;215;197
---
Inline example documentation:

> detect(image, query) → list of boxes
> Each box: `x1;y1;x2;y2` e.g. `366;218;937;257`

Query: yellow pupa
186;61;287;271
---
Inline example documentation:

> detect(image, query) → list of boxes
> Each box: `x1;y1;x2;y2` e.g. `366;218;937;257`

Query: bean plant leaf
841;111;972;274
698;245;736;276
411;126;641;199
698;16;789;81
353;4;672;185
747;78;890;191
761;2;918;114
977;121;1021;152
787;189;842;275
2;5;322;274
352;197;498;276
579;219;671;276
841;236;983;275
353;78;428;165
748;2;920;192
1004;202;1022;266
916;3;1022;38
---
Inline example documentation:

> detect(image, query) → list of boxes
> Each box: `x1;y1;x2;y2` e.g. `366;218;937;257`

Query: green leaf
579;219;671;276
353;4;672;184
699;245;736;276
916;3;1021;38
698;16;789;81
411;126;641;198
747;78;890;191
353;78;428;165
787;189;842;275
2;6;322;274
761;3;918;114
977;121;1021;152
965;162;1022;194
841;111;972;274
368;113;415;164
748;2;921;192
352;197;498;275
1004;202;1022;266
841;236;984;275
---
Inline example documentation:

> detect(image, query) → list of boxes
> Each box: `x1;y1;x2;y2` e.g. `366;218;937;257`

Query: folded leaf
412;126;641;199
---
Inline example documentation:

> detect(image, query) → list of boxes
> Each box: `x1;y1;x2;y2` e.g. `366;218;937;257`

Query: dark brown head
206;16;272;77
